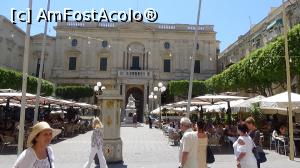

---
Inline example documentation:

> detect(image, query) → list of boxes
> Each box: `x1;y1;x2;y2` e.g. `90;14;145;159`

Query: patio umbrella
193;95;248;124
0;92;36;101
260;107;300;115
231;95;265;113
172;100;210;119
193;95;248;104
260;91;300;108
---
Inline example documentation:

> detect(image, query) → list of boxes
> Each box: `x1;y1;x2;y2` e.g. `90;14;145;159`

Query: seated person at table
224;125;237;145
279;125;287;136
272;129;279;144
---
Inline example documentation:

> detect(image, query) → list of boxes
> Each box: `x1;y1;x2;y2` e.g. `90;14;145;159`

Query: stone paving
1;125;300;168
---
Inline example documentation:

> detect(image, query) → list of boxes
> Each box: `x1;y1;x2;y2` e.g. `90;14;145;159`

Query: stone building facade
0;16;219;122
218;0;300;72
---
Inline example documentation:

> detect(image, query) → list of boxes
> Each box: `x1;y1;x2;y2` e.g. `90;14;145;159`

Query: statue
123;94;136;124
126;94;136;109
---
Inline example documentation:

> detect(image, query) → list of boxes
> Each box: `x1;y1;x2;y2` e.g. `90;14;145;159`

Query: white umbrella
193;95;248;104
150;105;172;114
50;110;67;114
0;92;36;101
260;91;300;108
231;95;265;112
173;106;199;113
204;103;227;113
74;102;95;109
172;100;210;107
203;100;244;113
261;107;300;115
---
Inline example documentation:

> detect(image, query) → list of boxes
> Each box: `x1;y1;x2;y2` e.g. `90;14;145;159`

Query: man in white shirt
179;117;193;167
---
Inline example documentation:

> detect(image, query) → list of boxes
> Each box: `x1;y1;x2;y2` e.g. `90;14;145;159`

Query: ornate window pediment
127;42;145;54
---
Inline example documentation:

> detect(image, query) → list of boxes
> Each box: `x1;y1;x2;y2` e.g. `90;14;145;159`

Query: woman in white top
233;123;257;168
13;121;59;168
84;117;108;168
196;120;208;168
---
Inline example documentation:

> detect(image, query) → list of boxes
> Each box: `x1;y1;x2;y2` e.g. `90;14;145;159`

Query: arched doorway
126;87;144;122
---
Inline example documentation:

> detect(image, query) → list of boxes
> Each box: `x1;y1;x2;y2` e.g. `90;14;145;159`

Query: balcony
117;70;153;79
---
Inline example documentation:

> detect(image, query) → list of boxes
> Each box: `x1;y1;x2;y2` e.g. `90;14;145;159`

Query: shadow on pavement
210;145;234;155
95;162;128;168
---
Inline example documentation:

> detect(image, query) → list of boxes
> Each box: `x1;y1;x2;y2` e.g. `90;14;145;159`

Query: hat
27;121;60;147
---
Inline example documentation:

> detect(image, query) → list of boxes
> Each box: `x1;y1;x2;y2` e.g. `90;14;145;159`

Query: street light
153;82;166;128
94;82;106;95
148;91;157;114
93;82;106;117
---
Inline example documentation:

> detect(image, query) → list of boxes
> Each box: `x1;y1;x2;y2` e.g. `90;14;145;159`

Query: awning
266;18;283;30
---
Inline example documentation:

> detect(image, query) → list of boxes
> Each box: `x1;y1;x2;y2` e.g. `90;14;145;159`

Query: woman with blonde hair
84;117;108;168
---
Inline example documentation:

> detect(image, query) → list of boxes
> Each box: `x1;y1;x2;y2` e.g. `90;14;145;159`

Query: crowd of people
176;117;264;168
6;113;300;168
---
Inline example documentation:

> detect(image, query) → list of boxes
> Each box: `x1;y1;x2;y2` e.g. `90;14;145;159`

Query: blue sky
0;0;283;51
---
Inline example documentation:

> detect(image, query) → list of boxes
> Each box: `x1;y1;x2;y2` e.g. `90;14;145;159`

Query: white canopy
260;91;300;108
261;107;300;115
172;100;210;108
173;106;199;113
50;110;67;114
0;92;36;100
74;102;97;109
203;103;227;113
150;105;173;114
231;95;265;112
203;99;244;113
0;102;34;108
193;95;248;104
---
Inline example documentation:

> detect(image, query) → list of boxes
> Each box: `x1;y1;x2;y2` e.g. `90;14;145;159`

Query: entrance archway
126;87;144;122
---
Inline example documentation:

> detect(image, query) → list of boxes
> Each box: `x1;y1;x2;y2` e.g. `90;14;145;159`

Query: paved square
1;125;300;168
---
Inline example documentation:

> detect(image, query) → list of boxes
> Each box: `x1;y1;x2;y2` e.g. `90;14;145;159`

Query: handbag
251;139;267;163
206;145;215;164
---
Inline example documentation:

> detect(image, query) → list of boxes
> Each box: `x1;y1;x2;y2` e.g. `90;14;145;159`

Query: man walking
178;117;193;167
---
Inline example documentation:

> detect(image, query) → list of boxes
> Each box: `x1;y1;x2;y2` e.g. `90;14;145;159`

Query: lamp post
94;82;106;95
282;0;295;160
93;82;106;117
186;0;203;118
154;82;166;128
18;0;32;156
34;0;51;125
148;91;157;114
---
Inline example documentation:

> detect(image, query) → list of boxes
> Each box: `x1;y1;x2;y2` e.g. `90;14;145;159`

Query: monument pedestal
96;89;123;163
122;94;138;126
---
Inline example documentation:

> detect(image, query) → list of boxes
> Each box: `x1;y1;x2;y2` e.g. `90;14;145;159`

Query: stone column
96;89;123;163
123;51;126;69
143;83;148;121
121;83;126;121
